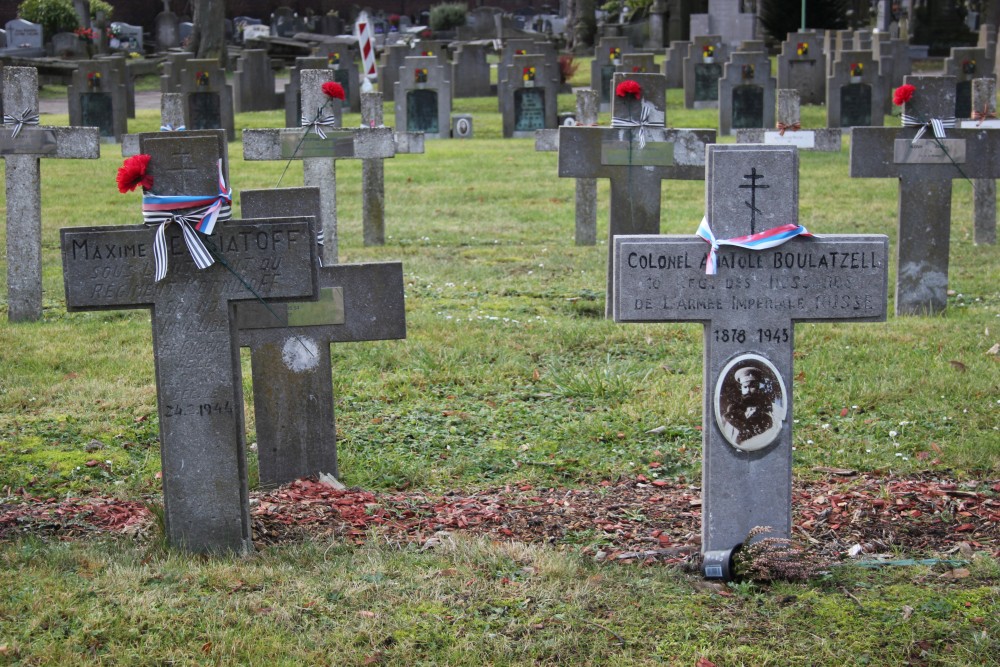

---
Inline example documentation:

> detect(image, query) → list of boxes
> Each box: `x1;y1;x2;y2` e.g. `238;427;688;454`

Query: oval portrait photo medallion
714;353;788;451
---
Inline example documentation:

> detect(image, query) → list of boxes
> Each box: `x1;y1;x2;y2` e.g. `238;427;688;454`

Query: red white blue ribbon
3;108;40;139
141;159;232;282
901;113;954;144
696;216;813;275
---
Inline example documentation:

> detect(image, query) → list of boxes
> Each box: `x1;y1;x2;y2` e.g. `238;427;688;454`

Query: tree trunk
192;0;227;66
574;0;597;53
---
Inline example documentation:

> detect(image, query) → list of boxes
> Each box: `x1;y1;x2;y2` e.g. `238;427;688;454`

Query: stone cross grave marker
121;93;194;158
243;69;395;264
683;36;728;110
851;75;1000;314
535;88;599;245
361;90;424;246
943;46;995;119
613;144;889;579
284;56;328;127
67;59;129;141
237;186;406;485
3;66;100;322
558;72;716;316
737;89;842;151
61;133;319;553
959;78;998;245
394;55;451;139
501;53;559;138
776;31;825;104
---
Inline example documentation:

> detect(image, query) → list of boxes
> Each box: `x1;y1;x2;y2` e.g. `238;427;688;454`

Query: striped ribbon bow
777;121;801;136
3;108;40;139
611;100;664;150
301;113;338;139
901;113;955;144
696;216;813;275
159;123;187;131
141;160;232;282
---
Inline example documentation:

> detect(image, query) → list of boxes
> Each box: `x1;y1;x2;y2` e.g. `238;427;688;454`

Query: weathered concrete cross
613;144;888;579
360;89;424;246
851;75;1000;314
61;132;318;553
535;88;599;245
4;66;99;321
242;69;395;264
236;186;406;486
558;72;716;315
737;89;842;151
959;78;998;245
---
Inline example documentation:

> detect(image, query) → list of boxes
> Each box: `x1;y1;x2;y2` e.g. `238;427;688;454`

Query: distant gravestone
960;78;998;245
851;75;1000;314
361;90;424;245
590;36;632;110
613;144;888;579
394;56;451;138
284;56;327;127
620;53;657;76
827;51;883;128
500;53;559;138
451;42;491;98
159;51;192;93
326;47;361;114
67;60;128;141
776;31;824;104
62;133;318;554
237;187;406;486
3;19;43;56
737;89;842;151
242;24;269;43
121;93;189;157
718;51;774;136
535;88;599;245
497;39;557;111
3;67;100;322
663;39;691;88
178;59;234;139
376;43;410;102
109;22;142;52
155;10;180;51
233;50;277;112
942;46;996;119
684;35;728;109
243;69;396;264
558;73;716;315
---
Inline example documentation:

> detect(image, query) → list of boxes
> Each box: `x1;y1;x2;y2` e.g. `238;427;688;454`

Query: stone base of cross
614;144;888;579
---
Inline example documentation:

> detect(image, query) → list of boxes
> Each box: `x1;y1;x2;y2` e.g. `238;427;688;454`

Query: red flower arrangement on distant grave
322;81;346;100
615;79;642;100
893;83;915;106
116;154;153;193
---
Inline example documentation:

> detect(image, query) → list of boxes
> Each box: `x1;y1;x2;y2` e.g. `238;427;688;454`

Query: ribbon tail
152;220;170;282
178;219;215;270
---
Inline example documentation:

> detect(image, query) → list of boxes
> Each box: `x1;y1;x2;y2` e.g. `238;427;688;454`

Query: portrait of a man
714;354;787;451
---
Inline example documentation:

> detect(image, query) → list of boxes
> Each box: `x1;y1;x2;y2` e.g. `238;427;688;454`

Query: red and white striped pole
354;11;377;83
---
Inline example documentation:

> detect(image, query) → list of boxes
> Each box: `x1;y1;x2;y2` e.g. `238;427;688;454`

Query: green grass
0;86;998;665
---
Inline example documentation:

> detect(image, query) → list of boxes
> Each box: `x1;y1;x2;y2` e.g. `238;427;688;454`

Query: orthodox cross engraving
739;167;770;233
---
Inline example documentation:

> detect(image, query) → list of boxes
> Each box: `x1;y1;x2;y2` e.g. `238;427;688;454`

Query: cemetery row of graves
0;20;997;659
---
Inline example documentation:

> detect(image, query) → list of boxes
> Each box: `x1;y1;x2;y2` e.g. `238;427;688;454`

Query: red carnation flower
893;83;915;106
116;154;153;193
616;80;642;99
322;81;346;101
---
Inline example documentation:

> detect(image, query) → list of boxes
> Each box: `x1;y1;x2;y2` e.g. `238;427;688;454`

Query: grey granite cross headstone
60;133;319;553
737;89;842;151
613;144;889;579
558;73;716;315
3;66;100;322
360;89;424;246
121;93;189;158
535;88;599;245
959;78;998;245
242;69;396;264
851;75;1000;314
237;187;406;486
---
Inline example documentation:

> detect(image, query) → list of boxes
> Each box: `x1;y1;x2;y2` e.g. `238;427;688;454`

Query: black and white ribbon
901;113;955;144
301;113;338;139
611;101;664;150
3;108;40;139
